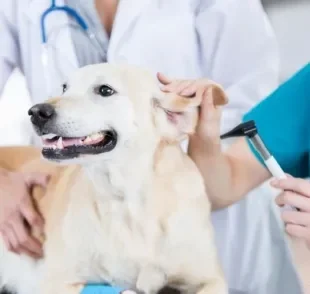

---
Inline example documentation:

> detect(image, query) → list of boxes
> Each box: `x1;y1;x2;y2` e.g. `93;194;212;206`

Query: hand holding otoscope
220;120;297;211
220;120;286;179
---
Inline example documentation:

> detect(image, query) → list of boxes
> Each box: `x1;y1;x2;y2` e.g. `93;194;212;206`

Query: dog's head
29;63;227;164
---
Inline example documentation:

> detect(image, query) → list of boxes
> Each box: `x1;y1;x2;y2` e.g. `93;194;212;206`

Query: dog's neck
82;141;160;203
81;138;184;203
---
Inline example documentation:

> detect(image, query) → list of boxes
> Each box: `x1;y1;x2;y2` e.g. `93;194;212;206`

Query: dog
0;63;228;294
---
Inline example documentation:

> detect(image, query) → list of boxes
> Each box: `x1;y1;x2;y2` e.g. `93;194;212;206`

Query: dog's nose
28;103;55;127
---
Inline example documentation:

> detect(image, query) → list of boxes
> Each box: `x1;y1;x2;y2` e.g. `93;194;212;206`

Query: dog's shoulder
153;143;206;196
151;142;210;219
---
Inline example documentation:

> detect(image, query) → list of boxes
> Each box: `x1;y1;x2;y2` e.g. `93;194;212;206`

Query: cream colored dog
0;63;228;294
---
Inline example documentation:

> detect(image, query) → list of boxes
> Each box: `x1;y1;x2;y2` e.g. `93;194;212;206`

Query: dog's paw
136;266;167;294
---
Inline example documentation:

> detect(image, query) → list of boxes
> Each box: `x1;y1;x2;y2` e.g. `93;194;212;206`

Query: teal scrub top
243;63;310;177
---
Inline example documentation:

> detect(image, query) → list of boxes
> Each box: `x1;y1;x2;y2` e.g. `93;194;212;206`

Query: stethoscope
40;0;105;96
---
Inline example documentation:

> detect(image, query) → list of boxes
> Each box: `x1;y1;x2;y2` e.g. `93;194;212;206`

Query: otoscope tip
220;120;257;140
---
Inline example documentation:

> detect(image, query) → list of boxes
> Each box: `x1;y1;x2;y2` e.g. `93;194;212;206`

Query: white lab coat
0;0;301;293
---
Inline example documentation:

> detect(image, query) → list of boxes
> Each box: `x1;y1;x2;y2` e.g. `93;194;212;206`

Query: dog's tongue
42;137;83;149
62;137;83;148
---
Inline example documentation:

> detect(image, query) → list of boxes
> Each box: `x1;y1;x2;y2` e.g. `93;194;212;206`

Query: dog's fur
0;64;228;294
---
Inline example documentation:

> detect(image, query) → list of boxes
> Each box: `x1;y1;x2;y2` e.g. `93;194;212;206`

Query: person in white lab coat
0;0;280;293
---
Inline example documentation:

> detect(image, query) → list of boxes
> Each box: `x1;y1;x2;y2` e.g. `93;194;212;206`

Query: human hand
271;176;310;247
157;73;227;155
0;170;49;258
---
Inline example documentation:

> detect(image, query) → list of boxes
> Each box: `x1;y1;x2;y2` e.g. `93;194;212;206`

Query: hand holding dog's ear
158;73;228;106
157;73;227;150
0;170;49;258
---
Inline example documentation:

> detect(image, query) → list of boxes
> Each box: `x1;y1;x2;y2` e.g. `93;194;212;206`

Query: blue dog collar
81;284;131;294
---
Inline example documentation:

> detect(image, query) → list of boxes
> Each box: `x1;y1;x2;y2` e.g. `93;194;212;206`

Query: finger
1;234;13;252
180;83;199;97
0;227;15;252
199;87;218;121
22;237;43;257
24;172;50;188
157;72;172;85
2;224;21;254
161;81;182;93
10;214;43;257
270;177;310;197
20;197;44;234
281;210;310;226
20;245;43;259
286;224;310;242
276;191;310;212
175;81;193;94
196;89;221;140
275;192;285;207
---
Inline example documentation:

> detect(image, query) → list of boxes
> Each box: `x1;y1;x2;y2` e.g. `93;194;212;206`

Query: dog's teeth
91;133;103;140
82;132;103;144
57;137;63;149
84;136;92;143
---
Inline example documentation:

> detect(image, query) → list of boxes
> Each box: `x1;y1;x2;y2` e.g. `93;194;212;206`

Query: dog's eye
95;85;116;97
62;83;68;94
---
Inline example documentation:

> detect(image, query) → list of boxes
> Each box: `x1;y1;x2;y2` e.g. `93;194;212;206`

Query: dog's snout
28;103;55;127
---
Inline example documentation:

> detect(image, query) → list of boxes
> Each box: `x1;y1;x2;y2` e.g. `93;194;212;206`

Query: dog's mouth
40;130;117;160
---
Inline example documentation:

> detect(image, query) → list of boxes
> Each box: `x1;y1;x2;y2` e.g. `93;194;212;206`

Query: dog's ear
153;82;228;140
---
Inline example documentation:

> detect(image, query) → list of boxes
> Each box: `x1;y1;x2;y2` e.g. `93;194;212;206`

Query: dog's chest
63;195;162;286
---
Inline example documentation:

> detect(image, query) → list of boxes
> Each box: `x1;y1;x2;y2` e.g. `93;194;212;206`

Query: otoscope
220;120;286;179
220;120;300;211
220;121;299;212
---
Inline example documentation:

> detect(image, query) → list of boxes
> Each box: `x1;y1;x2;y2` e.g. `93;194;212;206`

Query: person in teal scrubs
159;63;310;247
